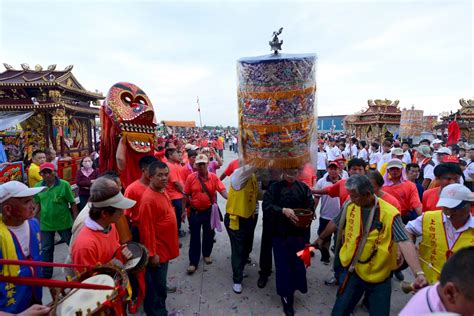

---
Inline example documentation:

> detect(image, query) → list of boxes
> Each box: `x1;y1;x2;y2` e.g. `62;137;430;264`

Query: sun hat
195;154;209;164
414;145;432;158
386;159;404;170
91;191;136;209
437;183;474;209
435;147;452;155
0;181;45;203
391;148;404;156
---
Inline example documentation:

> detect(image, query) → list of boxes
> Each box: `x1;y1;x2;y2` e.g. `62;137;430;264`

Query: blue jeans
171;199;183;232
41;229;72;278
188;209;214;267
144;262;168;316
332;271;391;316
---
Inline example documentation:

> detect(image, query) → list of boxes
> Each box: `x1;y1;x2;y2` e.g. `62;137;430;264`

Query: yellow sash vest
339;198;398;283
419;211;474;284
226;174;257;230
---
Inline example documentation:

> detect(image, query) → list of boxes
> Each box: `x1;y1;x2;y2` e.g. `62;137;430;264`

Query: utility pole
197;96;203;128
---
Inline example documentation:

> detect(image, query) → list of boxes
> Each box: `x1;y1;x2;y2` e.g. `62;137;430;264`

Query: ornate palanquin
436;99;474;143
0;63;103;160
344;99;401;142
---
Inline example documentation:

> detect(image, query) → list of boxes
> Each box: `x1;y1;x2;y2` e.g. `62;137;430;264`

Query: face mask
83;161;93;168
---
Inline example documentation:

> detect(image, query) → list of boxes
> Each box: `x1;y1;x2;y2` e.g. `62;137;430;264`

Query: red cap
327;161;339;168
40;162;55;172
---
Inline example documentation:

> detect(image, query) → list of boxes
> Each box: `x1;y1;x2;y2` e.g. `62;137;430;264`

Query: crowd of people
0;129;474;316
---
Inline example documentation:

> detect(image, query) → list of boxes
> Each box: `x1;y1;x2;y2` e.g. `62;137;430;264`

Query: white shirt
369;151;382;166
357;148;368;162
406;213;474;248
327;146;341;161
7;221;30;257
350;144;358;158
418;160;435;181
317;151;327;170
402;151;412;165
464;160;474;181
231;165;257;190
315;175;341;220
377;152;392;172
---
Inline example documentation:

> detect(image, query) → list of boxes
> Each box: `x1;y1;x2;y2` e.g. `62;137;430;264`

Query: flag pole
197;96;203;128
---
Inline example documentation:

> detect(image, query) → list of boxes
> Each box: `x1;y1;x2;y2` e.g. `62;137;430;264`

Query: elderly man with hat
379;147;405;177
382;159;422;224
0;181;46;313
71;177;135;267
33;162;77;279
315;175;428;316
415;144;435;189
183;153;228;274
406;183;474;284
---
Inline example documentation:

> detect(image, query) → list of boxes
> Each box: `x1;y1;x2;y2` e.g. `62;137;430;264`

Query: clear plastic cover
237;53;318;170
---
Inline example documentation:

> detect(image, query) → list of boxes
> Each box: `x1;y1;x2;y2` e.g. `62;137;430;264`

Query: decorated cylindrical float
400;107;423;139
237;32;317;169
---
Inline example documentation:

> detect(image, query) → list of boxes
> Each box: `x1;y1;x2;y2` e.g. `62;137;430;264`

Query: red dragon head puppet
99;82;156;187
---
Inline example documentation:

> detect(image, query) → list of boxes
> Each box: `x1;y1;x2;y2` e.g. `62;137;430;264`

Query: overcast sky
0;0;472;126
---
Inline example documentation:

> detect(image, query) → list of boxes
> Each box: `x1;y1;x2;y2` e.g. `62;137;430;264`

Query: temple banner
400;108;423;138
237;53;317;169
423;116;438;132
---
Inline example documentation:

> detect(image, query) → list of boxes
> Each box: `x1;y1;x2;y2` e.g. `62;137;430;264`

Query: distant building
317;115;346;132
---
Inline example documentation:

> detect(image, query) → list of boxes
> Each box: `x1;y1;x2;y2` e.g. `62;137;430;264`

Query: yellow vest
339;198;398;283
225;174;257;230
419;211;474;284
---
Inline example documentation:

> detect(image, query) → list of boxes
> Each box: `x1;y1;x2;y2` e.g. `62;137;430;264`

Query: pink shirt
399;283;447;315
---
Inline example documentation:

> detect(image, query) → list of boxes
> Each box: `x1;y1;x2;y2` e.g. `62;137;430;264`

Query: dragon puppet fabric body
99;82;156;188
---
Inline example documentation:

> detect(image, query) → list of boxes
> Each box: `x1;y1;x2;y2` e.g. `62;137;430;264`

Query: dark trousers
41;229;72;278
272;236;308;297
189;209;214;266
171;199;183;231
78;195;89;213
224;214;258;283
332;271;391;316
144;262;169;316
259;210;273;277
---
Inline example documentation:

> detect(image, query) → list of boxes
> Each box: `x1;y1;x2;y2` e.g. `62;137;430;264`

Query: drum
123;241;149;273
51;265;129;316
293;208;314;228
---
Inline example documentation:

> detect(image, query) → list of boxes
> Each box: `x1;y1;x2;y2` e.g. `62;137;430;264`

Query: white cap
432;139;444;144
437;183;474;209
0;181;46;204
90;192;136;209
435;147;452;155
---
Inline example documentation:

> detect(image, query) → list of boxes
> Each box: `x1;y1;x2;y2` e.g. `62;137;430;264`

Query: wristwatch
415;271;425;277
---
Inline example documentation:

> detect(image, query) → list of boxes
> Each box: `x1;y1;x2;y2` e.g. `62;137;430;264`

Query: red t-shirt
166;162;184;200
297;163;316;188
326;179;349;207
138;188;179;262
184;172;226;211
382;181;422;216
422;187;441;212
223;159;239;177
71;225;121;267
380;191;402;211
124;180;148;224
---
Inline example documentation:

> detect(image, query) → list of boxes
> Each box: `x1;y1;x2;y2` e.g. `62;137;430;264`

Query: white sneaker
232;283;242;294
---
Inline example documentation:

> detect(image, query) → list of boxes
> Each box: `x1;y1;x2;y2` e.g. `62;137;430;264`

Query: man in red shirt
312;158;367;206
138;161;180;316
72;177;135;267
184;154;228;274
382;159;422;224
165;148;186;238
220;158;239;181
422;163;464;212
124;155;157;241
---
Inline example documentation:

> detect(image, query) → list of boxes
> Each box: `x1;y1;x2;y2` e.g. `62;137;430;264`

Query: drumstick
0;275;116;290
418;257;441;275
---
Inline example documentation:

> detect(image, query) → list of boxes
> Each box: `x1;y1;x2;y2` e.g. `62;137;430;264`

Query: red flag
447;120;461;146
